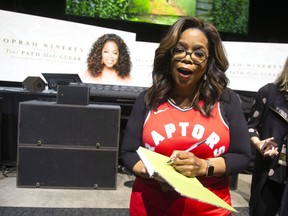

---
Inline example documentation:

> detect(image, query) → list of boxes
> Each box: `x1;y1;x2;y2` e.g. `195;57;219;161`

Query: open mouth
177;67;193;76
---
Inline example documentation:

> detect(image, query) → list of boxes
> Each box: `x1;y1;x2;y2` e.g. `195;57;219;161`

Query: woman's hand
133;160;173;191
252;137;279;157
169;151;206;177
132;160;150;179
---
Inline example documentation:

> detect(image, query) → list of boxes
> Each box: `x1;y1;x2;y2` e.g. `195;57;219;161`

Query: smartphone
261;140;278;152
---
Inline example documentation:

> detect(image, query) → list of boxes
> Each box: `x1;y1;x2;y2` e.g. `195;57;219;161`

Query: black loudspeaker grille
18;101;121;148
17;146;118;189
22;76;45;92
17;100;120;189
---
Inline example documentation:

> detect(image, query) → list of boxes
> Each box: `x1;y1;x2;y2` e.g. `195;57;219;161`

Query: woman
121;17;251;215
83;33;132;85
248;57;288;216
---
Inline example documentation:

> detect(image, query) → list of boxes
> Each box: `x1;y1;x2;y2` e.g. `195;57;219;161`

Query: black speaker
17;100;121;189
57;85;89;105
22;76;45;92
17;146;118;189
18;101;120;148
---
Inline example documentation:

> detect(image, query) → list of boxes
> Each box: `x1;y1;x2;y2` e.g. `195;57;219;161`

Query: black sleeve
120;91;147;172
221;88;251;176
247;84;271;138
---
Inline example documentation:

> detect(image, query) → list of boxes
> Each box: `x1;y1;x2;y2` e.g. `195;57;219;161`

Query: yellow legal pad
136;146;237;212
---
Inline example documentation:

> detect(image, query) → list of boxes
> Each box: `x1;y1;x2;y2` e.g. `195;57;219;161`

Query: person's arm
250;136;278;156
171;152;226;177
120;91;148;176
247;85;278;156
220;88;251;176
250;136;266;152
131;160;150;178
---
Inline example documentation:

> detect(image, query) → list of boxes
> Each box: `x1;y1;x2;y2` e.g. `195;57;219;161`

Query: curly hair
145;17;229;117
87;33;132;79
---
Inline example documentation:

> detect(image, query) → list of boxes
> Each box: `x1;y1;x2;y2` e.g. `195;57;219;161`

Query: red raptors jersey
131;100;232;216
143;99;230;159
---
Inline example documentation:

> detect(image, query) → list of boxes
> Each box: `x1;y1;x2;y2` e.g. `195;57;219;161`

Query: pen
166;139;207;164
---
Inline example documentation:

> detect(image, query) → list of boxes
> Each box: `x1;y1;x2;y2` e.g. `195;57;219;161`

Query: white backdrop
1;10;288;91
0;10;137;84
224;41;288;92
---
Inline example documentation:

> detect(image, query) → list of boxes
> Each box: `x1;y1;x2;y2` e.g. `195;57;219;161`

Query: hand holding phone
261;140;278;152
261;140;279;157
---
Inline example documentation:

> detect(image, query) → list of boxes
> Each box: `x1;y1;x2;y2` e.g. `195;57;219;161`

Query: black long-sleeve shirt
121;88;251;176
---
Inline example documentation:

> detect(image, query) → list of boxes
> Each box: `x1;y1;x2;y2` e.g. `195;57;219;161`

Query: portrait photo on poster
82;33;133;86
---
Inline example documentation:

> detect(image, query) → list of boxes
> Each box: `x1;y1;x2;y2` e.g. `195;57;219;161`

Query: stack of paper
136;146;237;212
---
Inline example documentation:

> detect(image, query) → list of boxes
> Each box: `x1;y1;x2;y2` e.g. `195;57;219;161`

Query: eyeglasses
170;46;208;65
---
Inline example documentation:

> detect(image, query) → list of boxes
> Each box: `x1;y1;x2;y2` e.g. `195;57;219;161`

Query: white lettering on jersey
145;143;155;151
150;122;221;149
164;123;176;138
214;146;226;156
179;122;189;136
151;130;165;146
191;124;205;139
206;132;220;149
